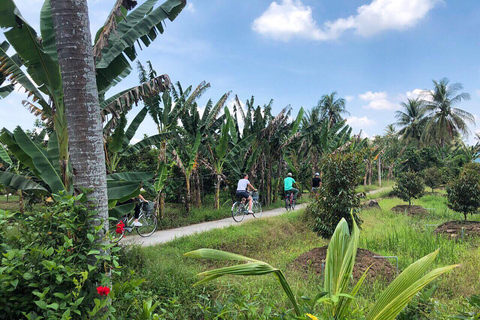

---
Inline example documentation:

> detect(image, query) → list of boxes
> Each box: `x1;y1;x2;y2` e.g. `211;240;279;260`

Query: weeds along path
123;203;308;247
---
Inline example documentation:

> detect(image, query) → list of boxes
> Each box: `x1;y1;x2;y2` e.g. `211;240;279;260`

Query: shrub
423;167;442;192
446;170;480;221
304;152;362;238
393;171;425;206
0;194;121;319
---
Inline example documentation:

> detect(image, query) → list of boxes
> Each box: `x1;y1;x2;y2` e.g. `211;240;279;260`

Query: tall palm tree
50;0;108;235
318;92;349;128
395;98;426;143
423;78;475;149
384;124;397;138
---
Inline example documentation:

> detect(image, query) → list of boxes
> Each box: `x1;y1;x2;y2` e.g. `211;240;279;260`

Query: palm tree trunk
266;160;272;205
51;0;108;235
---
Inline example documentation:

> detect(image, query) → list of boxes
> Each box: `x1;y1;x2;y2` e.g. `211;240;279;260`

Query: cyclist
121;192;149;227
236;173;257;214
284;172;299;200
312;172;321;194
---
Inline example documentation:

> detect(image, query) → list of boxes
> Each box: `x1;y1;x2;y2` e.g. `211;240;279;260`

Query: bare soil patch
290;246;396;282
361;200;381;210
434;220;480;238
391;205;428;216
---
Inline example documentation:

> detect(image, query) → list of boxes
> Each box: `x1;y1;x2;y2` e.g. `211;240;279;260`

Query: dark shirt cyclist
312;172;321;193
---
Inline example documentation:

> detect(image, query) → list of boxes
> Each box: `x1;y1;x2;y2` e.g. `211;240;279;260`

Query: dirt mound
361;200;381;210
434;220;480;238
391;205;428;216
290;247;396;282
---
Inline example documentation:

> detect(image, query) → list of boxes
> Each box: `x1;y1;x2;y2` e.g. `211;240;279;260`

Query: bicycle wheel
136;213;158;237
109;217;126;243
252;201;262;218
232;202;245;222
291;200;296;210
285;198;290;211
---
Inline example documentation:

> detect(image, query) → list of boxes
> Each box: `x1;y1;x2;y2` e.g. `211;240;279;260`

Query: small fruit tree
304;152;362;238
394;171;425;206
424;167;442;192
447;170;480;221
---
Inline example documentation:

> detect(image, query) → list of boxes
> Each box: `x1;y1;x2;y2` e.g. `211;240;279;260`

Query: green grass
118;192;480;318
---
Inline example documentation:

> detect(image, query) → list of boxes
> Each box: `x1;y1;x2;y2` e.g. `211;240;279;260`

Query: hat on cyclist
315;172;319;176
287;172;292;177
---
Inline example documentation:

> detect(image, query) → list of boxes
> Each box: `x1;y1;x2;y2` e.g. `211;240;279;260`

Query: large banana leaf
0;143;12;166
46;131;60;173
109;202;135;219
96;0;186;93
123;106;149;149
107;172;154;182
0;0;62;97
0;46;49;108
40;0;57;62
107;180;140;203
0;128;40;177
13;126;65;193
0;171;48;193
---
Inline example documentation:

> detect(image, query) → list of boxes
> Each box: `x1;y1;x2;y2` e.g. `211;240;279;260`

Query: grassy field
118;193;480;319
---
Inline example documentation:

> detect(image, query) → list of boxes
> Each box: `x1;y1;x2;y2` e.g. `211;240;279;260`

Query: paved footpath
124;203;307;247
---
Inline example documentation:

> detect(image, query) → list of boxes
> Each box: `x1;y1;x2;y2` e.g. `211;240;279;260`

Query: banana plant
0;0;185;188
204;107;256;209
0;126;148;212
185;217;458;319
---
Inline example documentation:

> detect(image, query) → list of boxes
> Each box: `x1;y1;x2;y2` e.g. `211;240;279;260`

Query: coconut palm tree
318;92;349;128
423;78;475;149
395;98;426;143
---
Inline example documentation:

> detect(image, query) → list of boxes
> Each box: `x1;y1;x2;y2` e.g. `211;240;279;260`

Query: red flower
96;286;110;296
115;221;125;234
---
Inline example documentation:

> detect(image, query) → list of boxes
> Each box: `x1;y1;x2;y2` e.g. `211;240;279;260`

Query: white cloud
346;115;375;128
406;88;428;99
476;89;480;97
345;95;355;102
359;91;398;110
252;0;441;41
185;3;196;13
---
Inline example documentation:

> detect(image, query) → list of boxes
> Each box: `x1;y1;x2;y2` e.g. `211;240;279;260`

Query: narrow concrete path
124;203;307;247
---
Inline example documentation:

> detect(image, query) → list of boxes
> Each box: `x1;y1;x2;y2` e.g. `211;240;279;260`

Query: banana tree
185;217;458;319
204;108;256;209
0;126;148;211
0;0;185;188
173;87;229;212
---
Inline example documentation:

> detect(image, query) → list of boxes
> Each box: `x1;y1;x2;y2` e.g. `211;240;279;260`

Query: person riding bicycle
284;173;299;200
311;172;321;194
236;173;257;214
121;191;149;227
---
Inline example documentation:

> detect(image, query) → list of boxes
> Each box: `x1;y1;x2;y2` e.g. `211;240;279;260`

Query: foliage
393;171;425;206
446;169;480;221
0;193;120;319
305;152;362;238
453;294;480;319
185;218;458;320
423;167;442;192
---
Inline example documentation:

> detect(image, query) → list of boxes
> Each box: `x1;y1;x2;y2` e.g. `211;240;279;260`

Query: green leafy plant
185;217;458;320
394;170;425;206
305;152;363;238
446;169;480;221
423;167;442;192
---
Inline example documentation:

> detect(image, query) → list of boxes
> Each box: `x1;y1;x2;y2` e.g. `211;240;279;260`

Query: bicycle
231;191;262;222
285;190;296;211
109;200;158;243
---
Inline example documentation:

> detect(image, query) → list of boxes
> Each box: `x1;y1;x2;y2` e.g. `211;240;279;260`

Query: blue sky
1;0;479;144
